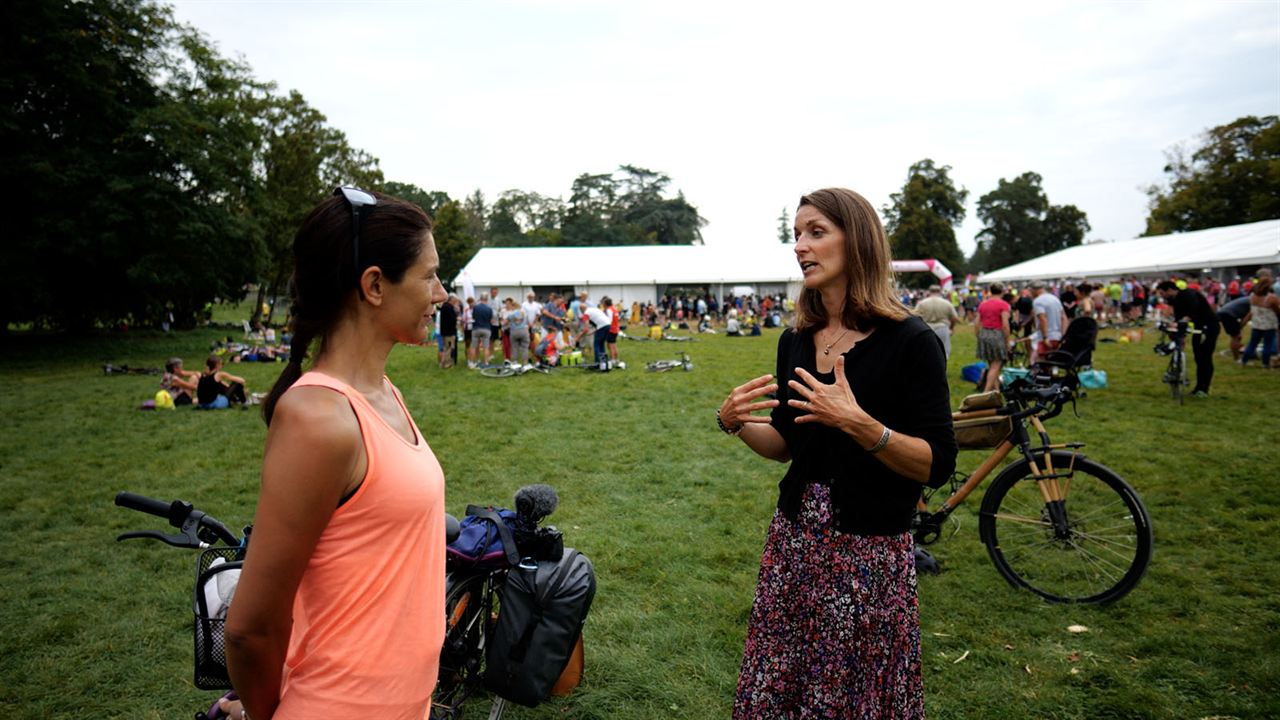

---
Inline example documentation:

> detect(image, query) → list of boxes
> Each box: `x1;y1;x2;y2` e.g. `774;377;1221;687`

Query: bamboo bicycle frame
918;406;1081;521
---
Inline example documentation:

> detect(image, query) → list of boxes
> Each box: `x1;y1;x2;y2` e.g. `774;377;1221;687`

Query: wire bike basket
193;546;244;689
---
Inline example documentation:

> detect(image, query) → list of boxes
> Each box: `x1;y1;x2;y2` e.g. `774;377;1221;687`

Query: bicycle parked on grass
113;486;578;720
1154;320;1200;404
913;375;1153;604
646;353;693;372
478;360;554;378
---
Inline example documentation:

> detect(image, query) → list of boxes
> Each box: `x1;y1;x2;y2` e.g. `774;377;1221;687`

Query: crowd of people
897;268;1279;398
423;289;794;370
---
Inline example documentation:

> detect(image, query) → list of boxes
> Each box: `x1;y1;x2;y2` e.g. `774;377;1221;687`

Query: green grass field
2;320;1278;719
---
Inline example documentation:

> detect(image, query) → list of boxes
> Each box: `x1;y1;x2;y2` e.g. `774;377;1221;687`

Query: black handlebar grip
115;492;172;518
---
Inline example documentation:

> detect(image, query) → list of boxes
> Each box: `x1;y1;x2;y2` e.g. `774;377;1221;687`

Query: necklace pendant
823;346;831;355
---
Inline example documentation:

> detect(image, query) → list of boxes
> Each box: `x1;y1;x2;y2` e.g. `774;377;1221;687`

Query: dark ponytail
261;189;433;426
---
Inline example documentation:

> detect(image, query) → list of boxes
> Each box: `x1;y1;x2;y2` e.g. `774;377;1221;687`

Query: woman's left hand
787;355;872;433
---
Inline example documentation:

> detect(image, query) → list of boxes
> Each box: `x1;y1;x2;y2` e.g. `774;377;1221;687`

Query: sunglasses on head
334;186;377;279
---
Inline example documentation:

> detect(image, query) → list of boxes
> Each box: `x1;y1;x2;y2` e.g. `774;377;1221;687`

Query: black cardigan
769;317;958;535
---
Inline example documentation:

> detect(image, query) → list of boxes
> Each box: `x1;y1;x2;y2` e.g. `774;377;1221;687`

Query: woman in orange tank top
222;188;448;720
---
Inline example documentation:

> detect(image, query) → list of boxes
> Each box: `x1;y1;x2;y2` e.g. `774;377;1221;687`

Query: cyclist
1156;280;1220;397
222;188;448;720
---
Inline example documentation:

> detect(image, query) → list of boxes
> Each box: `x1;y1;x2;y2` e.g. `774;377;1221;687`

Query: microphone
514;484;558;523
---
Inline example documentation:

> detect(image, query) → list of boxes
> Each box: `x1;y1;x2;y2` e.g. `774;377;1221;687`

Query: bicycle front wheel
434;574;490;718
979;451;1153;604
479;366;516;378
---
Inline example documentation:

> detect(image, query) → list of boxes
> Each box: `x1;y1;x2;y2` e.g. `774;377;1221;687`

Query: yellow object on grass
154;390;175;410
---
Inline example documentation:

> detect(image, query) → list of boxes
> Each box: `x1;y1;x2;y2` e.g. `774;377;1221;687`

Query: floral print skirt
733;483;923;720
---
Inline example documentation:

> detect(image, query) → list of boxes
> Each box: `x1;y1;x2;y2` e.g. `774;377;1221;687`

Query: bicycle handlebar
114;491;240;549
115;491;179;520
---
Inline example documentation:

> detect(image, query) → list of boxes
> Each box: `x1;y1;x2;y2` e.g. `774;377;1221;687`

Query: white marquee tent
979;219;1280;283
453;245;956;305
453;245;805;306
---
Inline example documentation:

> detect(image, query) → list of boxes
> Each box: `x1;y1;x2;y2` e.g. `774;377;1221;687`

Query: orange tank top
275;371;445;719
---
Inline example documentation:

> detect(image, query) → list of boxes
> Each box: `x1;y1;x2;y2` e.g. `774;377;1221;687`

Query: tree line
779;115;1278;285
1;0;704;332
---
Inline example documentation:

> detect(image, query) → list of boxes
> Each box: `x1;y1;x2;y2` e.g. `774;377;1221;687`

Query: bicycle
646;353;693;372
112;491;529;720
113;492;248;720
478;360;554;378
913;377;1153;604
1154;320;1200;404
102;362;162;376
434;486;569;720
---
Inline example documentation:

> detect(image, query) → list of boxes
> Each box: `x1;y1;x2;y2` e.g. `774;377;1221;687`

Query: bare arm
1000;309;1011;341
170;373;199;392
216;370;246;386
224;387;364;720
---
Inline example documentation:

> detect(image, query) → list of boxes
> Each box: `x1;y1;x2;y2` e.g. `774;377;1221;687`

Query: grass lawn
1;321;1278;719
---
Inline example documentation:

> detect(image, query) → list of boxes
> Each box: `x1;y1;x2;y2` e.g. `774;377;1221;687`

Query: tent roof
980;219;1280;282
454;244;804;287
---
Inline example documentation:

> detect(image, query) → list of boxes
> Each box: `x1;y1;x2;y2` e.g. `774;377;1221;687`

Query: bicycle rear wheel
479;365;516;378
978;451;1153;604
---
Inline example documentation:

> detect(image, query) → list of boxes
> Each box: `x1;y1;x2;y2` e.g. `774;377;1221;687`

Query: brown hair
262;190;433;425
1253;278;1273;296
793;188;907;333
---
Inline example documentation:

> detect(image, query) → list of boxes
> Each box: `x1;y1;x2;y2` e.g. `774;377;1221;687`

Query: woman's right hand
719;374;779;431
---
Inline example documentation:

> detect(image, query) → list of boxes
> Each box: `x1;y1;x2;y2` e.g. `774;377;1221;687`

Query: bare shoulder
267;385;361;456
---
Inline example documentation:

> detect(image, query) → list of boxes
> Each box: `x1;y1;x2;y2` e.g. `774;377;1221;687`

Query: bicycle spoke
1065;538;1125;582
989;512;1051;527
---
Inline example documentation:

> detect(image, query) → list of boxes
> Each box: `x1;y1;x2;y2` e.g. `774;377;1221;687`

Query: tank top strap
292;371;422;448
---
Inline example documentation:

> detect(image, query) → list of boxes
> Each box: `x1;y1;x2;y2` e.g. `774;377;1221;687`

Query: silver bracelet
866;425;892;454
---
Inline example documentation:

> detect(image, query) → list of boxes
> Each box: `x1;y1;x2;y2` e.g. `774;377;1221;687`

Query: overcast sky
171;0;1279;258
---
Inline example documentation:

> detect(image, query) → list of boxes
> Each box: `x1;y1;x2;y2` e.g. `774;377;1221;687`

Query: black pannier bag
484;548;596;706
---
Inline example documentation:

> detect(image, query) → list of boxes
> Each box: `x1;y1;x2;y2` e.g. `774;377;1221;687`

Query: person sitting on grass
197;355;248;409
161;357;200;406
726;308;742;336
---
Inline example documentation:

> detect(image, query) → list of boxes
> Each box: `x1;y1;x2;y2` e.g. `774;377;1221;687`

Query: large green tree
382;182;451;222
431;200;479;291
0;0;382;331
561;166;704;246
0;0;260;330
1144;115;1280;235
882;159;968;284
251;91;382;324
971;172;1090;272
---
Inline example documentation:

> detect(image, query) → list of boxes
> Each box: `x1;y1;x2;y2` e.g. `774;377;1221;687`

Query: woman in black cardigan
718;188;957;719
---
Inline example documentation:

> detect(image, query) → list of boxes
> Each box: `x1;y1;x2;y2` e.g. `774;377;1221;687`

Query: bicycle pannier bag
953;414;1013;449
550;634;585;696
485;548;597;706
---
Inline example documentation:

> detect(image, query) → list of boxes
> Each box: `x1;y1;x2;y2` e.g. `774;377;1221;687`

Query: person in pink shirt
975;283;1012;392
223;188;448;720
